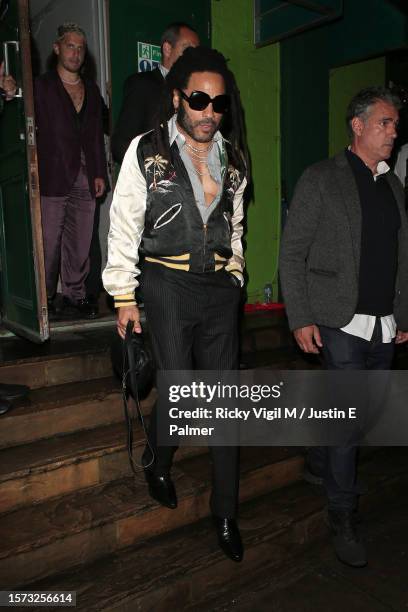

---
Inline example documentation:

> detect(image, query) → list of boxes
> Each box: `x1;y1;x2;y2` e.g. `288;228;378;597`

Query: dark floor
218;491;408;612
2;312;408;611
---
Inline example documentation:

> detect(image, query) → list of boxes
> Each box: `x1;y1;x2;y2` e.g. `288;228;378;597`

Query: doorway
328;49;408;161
329;56;386;157
29;0;114;328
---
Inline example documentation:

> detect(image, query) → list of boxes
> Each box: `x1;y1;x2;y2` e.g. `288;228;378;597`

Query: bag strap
122;321;155;475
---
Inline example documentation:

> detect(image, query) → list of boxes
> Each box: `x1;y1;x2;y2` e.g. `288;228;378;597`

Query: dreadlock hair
153;46;250;181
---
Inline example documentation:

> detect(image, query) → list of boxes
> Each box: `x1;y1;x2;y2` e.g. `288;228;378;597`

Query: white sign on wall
137;41;162;72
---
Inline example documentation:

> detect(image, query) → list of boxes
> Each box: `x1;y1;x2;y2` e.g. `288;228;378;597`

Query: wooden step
0;447;303;587
0;350;113;389
19;448;408;611
203;502;408;612
0;414;160;513
196;450;408;612
0;328;116;388
241;310;291;355
0;378;154;449
0;312;292;389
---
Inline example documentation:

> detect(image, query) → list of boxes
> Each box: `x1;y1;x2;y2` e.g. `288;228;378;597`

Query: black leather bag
110;321;154;400
111;321;155;474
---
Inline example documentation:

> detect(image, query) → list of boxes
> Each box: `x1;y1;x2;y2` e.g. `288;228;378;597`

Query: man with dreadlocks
103;46;249;562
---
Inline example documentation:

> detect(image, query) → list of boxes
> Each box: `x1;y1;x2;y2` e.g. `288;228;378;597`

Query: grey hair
346;86;401;137
160;22;197;53
56;22;86;43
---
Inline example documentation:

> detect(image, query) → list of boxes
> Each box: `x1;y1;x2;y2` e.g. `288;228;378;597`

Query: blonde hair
56;22;86;43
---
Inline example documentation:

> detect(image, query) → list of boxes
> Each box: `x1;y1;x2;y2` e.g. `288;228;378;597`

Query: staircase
0;316;406;610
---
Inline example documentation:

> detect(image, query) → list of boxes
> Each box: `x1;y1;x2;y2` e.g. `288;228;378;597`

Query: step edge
0;455;304;560
20;469;408;608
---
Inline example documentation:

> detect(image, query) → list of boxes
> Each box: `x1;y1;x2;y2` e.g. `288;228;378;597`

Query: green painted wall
281;26;329;205
281;0;407;201
212;0;281;301
329;57;386;157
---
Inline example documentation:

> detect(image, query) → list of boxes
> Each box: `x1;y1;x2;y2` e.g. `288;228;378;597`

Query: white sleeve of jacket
102;135;146;298
225;176;247;285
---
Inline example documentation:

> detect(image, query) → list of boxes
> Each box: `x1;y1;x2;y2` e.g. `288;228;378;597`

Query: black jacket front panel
137;132;241;273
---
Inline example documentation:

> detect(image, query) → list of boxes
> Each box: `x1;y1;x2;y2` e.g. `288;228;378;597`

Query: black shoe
327;509;367;567
77;297;98;319
47;298;57;318
0;398;12;415
0;383;29;402
213;517;243;562
144;470;177;509
63;297;98;319
62;297;80;318
48;296;66;320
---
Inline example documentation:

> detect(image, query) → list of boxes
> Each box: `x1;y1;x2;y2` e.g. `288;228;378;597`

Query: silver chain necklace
61;77;81;86
185;140;213;154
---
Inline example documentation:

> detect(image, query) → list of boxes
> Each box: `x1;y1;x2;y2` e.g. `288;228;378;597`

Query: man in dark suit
34;23;107;318
280;87;408;567
111;22;199;163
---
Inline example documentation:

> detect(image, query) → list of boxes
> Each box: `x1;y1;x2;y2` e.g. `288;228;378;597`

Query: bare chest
63;82;85;113
199;172;220;206
189;158;220;206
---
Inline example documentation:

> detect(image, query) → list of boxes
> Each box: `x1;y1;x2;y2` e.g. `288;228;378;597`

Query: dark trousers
40;161;95;302
141;262;241;518
309;319;395;511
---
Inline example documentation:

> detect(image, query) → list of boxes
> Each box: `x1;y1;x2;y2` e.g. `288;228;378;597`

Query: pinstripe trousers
141;261;241;517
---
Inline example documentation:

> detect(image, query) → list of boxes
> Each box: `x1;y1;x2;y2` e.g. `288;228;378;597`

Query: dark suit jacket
34;70;107;198
111;67;165;163
279;151;408;332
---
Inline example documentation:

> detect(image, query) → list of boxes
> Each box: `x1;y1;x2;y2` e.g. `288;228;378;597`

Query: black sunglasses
178;89;230;114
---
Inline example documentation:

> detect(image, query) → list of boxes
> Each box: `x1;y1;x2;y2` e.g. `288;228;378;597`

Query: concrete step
0;378;157;449
20;448;408;611
0;447;303;587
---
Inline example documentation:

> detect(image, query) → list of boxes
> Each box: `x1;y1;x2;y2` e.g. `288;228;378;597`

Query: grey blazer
279;151;408;332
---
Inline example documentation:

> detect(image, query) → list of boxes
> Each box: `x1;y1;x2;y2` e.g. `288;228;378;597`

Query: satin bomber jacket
103;120;247;299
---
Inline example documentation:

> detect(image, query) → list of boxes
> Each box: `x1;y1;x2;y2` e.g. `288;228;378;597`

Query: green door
109;0;211;127
0;0;48;342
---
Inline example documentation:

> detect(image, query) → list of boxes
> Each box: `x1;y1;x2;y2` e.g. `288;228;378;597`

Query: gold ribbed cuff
114;293;137;309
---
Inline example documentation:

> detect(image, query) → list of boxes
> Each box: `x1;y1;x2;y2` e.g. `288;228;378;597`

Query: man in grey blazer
280;87;408;568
